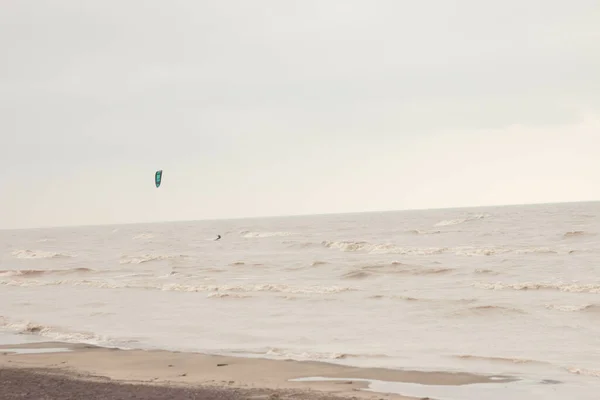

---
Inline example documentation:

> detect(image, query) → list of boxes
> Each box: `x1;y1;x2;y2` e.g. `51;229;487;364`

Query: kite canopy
155;170;163;188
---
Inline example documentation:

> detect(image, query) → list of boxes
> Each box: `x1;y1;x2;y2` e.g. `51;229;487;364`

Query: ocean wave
514;247;558;255
453;354;546;365
119;254;188;264
0;278;357;295
368;294;420;301
454;305;527;316
321;240;448;255
406;229;441;235
0;268;93;278
263;348;389;361
240;231;296;238
565;367;600;378
346;263;455;278
563;230;595;238
160;283;357;295
367;295;476;304
474;281;600;294
454;247;505;256
282;241;318;249
11;249;74;259
0;316;133;347
434;213;490;227
545;304;600;313
207;293;252;299
474;268;499;275
321;241;510;256
132;233;154;240
342;271;372;280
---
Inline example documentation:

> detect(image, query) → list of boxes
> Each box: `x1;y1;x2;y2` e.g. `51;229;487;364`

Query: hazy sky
2;0;599;229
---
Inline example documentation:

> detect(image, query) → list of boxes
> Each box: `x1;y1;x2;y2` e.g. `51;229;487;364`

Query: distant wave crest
11;249;74;259
322;240;448;255
406;229;441;235
0;268;93;278
545;304;600;313
132;233;154;240
0;278;357;295
342;263;454;280
322;241;508;257
566;367;600;378
474;281;600;294
563;230;595;239
240;231;296;238
434;213;490;227
119;254;188;264
454;305;527;316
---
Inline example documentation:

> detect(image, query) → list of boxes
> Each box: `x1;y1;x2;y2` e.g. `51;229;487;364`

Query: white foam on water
1;347;72;354
1;202;599;400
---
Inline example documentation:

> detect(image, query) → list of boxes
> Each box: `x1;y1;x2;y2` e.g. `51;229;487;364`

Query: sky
1;0;599;229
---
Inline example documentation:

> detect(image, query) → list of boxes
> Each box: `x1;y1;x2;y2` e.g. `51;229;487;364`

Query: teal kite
155;170;163;188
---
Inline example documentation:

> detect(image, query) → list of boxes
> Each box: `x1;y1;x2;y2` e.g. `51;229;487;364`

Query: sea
1;201;599;399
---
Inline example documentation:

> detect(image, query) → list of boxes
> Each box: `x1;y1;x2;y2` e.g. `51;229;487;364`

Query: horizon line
2;199;598;231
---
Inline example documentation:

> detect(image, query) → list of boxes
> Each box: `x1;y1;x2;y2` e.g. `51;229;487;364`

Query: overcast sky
2;0;599;229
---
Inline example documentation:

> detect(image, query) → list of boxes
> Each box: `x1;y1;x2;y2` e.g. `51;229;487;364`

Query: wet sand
0;341;513;400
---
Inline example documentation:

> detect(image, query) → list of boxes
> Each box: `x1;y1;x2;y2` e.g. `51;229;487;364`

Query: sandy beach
0;341;511;400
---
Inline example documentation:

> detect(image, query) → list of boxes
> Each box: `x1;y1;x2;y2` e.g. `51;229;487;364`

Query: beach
0;340;505;400
1;202;600;399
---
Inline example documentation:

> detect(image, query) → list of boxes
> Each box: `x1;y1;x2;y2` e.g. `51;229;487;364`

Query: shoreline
0;341;515;400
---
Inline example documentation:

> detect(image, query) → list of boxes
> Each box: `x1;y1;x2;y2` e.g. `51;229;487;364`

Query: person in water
215;234;221;241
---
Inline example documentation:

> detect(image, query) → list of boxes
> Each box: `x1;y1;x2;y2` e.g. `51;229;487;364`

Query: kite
155;170;163;188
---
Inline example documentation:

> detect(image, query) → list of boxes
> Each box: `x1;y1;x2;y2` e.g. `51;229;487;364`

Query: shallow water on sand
1;201;599;398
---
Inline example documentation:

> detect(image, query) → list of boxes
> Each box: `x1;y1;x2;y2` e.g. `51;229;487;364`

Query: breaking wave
207;293;252;299
321;241;448;255
321;241;508;257
434;213;490;227
545;304;600;313
342;263;455;279
11;250;74;259
0;316;135;347
565;367;600;378
453;354;546;365
0;268;93;278
405;229;441;235
454;247;504;256
262;348;390;361
514;247;557;255
158;283;356;294
0;278;357;295
241;231;296;238
119;254;188;264
474;281;600;294
132;233;154;240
